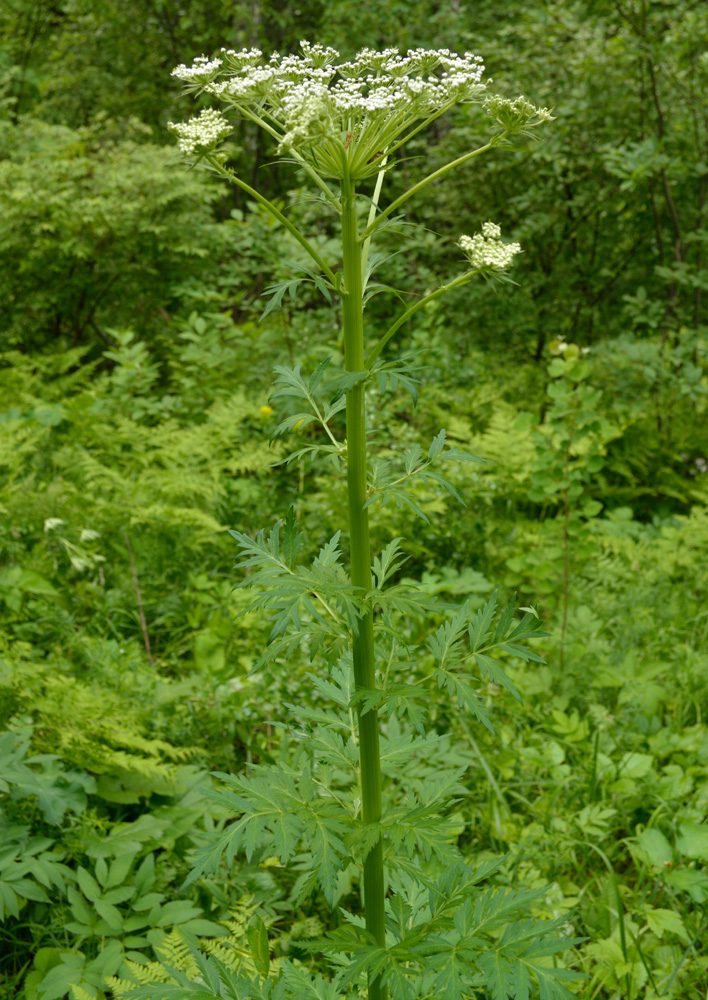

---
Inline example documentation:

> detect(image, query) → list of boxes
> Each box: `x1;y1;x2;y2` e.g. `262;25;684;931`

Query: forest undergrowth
1;1;708;998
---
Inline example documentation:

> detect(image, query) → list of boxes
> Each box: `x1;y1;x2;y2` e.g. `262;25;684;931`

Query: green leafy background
1;0;707;997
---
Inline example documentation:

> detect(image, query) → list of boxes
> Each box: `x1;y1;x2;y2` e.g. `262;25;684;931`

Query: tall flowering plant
136;42;577;1000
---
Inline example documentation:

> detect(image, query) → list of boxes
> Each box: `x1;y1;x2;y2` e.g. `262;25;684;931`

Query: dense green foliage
1;1;707;998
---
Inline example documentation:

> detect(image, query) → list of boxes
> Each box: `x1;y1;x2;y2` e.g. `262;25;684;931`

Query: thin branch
123;532;154;666
358;142;495;243
647;59;683;257
373;98;459;163
205;154;337;285
361;151;389;283
226;100;342;211
366;271;472;366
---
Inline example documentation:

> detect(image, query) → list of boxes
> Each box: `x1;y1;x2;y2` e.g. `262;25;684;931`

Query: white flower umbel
171;55;224;90
167;108;232;156
170;41;487;180
459;223;522;271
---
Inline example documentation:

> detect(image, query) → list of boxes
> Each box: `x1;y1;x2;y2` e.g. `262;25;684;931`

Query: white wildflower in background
44;518;63;532
458;224;522;271
167;107;232;155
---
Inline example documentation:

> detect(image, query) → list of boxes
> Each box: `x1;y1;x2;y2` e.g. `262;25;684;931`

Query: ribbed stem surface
341;174;386;1000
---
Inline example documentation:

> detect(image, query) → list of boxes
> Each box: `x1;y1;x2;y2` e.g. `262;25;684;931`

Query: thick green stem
341;174;386;1000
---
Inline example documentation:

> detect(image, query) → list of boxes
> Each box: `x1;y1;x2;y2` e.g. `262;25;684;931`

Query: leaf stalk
205;154;336;285
366;271;473;366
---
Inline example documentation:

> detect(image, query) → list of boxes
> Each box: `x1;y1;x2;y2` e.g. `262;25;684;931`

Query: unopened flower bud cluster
485;95;553;135
458;223;521;271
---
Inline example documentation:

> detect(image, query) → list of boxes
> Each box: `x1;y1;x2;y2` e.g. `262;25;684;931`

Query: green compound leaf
365;429;486;522
309;355;334;394
269;359;345;462
428;595;548;727
185;763;352;905
281;506;302;570
228;516;360;645
260;276;306;320
348;769;465;867
280;961;347;999
260;262;333;321
371;537;408;588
